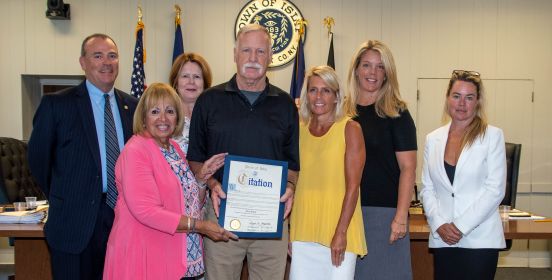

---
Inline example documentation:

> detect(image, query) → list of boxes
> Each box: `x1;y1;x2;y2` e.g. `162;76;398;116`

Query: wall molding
0;247;547;268
495;256;550;268
0;248;13;265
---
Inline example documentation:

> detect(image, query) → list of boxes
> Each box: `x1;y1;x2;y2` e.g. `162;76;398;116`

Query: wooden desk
409;214;552;280
2;217;552;280
0;223;51;280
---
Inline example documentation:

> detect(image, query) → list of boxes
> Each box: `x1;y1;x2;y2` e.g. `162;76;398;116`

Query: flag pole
130;6;146;98
172;4;184;62
137;6;146;64
323;17;335;69
174;4;181;23
137;5;143;23
290;19;307;106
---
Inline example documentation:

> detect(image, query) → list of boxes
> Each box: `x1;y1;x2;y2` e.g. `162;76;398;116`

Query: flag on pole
327;32;335;69
130;20;146;98
172;7;184;63
323;17;335;69
290;23;306;101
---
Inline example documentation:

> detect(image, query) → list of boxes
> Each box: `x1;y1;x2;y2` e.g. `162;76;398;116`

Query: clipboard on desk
508;209;546;220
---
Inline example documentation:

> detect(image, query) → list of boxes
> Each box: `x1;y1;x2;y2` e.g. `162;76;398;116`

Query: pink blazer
103;135;188;280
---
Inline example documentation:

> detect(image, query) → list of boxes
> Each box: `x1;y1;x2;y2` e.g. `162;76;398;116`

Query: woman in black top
349;40;417;280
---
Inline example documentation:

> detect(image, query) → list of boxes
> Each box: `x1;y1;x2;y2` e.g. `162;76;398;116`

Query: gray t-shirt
241;90;261;105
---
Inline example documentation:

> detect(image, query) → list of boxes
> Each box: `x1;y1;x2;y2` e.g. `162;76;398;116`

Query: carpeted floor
495;267;552;279
0;265;550;279
0;265;12;280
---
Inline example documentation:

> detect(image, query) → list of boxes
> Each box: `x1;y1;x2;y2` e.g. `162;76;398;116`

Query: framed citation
218;155;288;238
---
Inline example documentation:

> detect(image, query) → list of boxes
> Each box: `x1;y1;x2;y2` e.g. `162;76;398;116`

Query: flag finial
131;11;146;98
172;4;184;62
137;6;143;24
295;19;308;41
323;16;334;37
174;5;181;22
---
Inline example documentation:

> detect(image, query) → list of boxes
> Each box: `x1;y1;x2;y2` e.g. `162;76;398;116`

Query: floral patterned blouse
161;144;204;277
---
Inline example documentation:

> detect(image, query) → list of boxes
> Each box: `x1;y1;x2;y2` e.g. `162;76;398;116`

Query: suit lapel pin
124;105;129;110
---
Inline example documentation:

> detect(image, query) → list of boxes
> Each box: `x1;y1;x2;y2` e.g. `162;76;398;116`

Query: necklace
158;142;170;150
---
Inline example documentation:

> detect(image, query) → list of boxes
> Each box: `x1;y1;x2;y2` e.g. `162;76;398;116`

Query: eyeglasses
452;70;480;77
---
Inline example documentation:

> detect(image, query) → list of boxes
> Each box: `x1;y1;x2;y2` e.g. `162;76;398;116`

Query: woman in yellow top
290;65;367;279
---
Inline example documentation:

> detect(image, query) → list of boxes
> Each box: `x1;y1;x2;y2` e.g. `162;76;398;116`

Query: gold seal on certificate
230;219;241;230
218;155;288;238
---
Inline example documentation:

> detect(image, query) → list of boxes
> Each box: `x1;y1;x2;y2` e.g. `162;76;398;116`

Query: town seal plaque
235;0;306;67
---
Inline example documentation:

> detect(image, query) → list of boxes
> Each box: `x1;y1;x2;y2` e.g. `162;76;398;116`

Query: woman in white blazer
420;70;506;280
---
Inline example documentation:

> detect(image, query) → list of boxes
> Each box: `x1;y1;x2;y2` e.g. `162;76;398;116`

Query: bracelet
191;218;196;232
195;176;206;187
287;180;296;189
187;216;191;231
197;181;208;190
393;219;406;226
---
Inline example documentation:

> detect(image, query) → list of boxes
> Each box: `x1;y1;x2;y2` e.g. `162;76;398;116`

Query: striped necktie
104;94;119;209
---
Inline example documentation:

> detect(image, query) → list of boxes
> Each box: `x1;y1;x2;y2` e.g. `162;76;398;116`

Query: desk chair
501;142;522;250
0;137;45;203
0;137;47;275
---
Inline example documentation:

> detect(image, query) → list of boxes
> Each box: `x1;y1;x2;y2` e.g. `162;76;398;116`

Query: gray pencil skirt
354;206;412;280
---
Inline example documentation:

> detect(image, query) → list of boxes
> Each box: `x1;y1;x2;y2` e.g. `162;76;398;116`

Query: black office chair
501;142;522;250
0;137;46;203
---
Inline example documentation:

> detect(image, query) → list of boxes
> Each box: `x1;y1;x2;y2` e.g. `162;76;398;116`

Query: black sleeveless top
444;161;456;185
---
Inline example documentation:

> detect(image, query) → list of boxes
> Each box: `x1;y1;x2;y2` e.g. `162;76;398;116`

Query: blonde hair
347;40;407;118
443;70;488;148
299;65;356;124
133;83;185;137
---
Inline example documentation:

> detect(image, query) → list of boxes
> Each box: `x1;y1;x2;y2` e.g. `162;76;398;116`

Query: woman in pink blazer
103;83;237;280
420;70;506;280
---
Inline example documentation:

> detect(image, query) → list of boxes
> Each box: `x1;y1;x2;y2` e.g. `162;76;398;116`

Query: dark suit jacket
28;81;138;254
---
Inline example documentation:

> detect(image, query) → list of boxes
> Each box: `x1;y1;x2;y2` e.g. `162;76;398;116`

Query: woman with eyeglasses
420;70;506;280
349;40;417;279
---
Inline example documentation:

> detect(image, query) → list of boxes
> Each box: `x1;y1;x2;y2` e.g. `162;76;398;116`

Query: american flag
131;21;146;98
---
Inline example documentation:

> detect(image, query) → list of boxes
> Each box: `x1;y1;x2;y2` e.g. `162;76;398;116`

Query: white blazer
420;123;506;249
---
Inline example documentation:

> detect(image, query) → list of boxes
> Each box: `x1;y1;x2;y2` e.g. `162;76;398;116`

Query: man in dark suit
28;33;138;280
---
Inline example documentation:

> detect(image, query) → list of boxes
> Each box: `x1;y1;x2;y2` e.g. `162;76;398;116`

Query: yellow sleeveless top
290;117;367;256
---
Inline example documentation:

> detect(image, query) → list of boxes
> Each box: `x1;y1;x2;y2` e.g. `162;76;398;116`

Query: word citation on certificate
218;155;287;238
